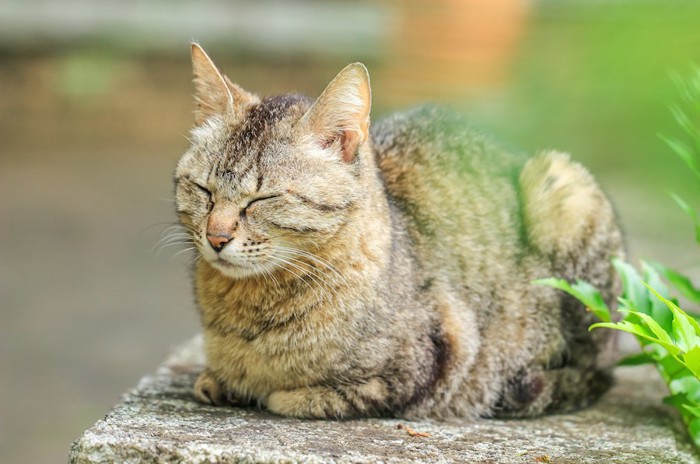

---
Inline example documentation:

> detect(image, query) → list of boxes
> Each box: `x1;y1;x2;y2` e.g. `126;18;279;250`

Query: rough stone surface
69;336;699;463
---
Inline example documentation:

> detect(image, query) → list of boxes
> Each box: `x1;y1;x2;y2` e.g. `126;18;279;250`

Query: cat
174;43;624;419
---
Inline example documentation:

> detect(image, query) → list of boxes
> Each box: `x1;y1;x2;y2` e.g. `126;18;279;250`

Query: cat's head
175;44;372;279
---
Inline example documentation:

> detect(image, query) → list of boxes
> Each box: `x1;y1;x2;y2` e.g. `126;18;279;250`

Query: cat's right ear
298;62;371;163
190;43;256;125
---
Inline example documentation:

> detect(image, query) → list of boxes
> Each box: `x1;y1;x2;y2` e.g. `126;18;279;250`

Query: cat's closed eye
241;194;281;219
193;182;212;199
176;178;213;215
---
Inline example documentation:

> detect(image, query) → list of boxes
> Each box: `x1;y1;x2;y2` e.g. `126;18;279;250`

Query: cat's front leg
266;378;390;419
194;369;229;405
194;369;256;408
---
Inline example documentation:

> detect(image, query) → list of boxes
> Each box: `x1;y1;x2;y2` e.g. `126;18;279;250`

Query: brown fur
174;44;624;419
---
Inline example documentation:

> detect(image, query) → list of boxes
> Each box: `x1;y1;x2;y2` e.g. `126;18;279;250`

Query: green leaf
669;105;697;140
634;310;679;349
684;404;700;418
642;262;674;335
653;262;700;304
671;72;695;105
590;317;680;355
670;193;700;244
617;296;635;312
688;417;700;448
683;346;700;379
532;277;611;322
617;351;656;366
612;258;651;315
670;104;699;140
673;311;700;353
658;354;693;381
664;392;690;409
644;284;700;351
669;376;700;403
646;284;700;343
661;134;700;179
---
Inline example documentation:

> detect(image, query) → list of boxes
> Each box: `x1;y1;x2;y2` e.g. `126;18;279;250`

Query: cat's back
371;105;530;280
372;105;527;188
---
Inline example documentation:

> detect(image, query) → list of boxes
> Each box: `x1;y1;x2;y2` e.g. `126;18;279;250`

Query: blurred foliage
480;0;700;189
538;67;700;449
56;50;120;100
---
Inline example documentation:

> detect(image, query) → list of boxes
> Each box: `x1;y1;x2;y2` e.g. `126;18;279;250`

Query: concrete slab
69;336;698;463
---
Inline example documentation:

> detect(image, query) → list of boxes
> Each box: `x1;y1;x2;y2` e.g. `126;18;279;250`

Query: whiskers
251;260;282;291
268;245;350;299
151;222;201;266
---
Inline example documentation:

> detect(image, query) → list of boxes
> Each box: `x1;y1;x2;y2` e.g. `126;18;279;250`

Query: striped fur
175;45;624;419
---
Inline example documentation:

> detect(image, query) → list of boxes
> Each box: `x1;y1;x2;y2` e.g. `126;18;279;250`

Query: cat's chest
203;311;344;396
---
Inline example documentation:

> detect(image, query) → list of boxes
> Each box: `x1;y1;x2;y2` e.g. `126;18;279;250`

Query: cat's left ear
299;63;371;163
190;43;257;125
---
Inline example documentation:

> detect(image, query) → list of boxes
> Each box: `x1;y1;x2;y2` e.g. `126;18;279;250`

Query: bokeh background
2;0;700;462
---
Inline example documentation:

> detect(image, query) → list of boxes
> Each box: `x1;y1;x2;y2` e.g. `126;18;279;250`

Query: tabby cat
174;43;623;419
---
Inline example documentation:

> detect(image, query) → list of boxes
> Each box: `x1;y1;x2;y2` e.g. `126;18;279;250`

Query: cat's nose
206;233;232;252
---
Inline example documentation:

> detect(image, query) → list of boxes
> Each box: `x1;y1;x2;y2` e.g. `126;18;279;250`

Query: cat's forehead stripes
214;94;312;189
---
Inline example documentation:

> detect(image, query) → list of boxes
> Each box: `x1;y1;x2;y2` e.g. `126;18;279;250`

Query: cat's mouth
213;258;244;269
210;257;269;279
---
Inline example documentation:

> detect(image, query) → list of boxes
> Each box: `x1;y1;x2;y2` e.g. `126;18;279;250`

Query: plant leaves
684;346;700;379
670;193;700;244
661;134;700;180
612;258;651;315
590;317;680;355
684;404;700;418
688;417;700;448
618;351;656;366
642;262;674;335
664;392;690;409
658;353;693;381
634;310;679;349
669;376;700;401
670;104;699;141
653;262;700;304
532;277;611;322
645;284;700;347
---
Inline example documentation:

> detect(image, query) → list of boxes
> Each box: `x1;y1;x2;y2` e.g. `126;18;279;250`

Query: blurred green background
1;0;699;462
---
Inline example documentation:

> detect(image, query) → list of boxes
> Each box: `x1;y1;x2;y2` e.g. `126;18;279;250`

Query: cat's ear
299;62;371;163
190;43;255;125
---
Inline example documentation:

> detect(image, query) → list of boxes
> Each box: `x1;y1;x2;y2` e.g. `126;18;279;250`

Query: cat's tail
517;151;624;417
519;151;622;260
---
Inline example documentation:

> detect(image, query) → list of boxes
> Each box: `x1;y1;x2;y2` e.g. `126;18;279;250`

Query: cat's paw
266;387;348;419
193;370;228;406
266;380;389;418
